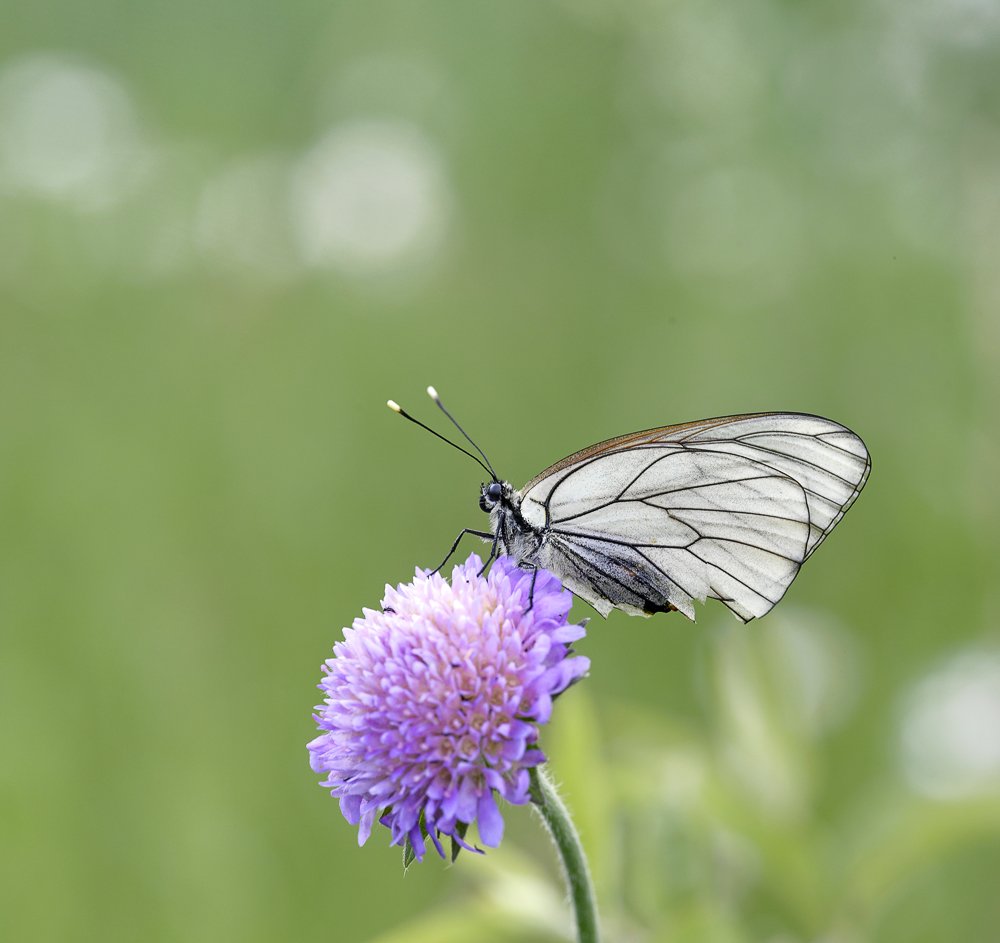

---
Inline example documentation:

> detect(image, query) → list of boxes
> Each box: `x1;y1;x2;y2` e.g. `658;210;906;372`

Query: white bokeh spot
900;650;1000;799
0;53;147;210
289;119;450;277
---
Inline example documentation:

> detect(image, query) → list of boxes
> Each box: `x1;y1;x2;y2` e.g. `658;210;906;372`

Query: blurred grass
1;0;999;941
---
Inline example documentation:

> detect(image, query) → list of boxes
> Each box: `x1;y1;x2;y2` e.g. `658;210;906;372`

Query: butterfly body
484;483;541;566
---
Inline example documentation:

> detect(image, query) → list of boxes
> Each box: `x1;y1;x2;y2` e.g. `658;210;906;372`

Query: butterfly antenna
426;386;499;481
387;400;495;478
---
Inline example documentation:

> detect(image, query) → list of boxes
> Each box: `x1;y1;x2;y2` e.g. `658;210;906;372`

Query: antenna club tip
387;400;402;413
426;385;440;401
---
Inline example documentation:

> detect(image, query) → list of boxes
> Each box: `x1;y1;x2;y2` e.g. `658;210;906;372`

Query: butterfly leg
430;528;493;576
476;532;500;577
520;565;538;612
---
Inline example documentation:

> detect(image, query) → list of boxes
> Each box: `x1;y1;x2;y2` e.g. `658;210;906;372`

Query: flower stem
529;765;600;943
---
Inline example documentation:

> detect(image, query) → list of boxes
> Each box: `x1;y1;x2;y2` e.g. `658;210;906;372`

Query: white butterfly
389;390;870;623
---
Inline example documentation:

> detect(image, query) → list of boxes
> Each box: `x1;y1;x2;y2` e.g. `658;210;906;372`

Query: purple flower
308;554;590;861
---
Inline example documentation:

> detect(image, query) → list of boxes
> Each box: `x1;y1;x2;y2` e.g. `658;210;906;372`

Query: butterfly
388;388;870;622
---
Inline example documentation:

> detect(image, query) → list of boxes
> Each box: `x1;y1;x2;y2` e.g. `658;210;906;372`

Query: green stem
529;765;600;943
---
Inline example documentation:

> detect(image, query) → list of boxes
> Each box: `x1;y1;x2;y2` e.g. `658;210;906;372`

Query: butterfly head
479;480;504;513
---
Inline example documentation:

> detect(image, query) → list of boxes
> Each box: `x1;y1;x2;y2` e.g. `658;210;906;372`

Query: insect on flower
388;388;870;623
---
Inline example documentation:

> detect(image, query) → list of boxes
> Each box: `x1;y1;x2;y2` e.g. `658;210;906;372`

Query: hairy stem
529;765;600;943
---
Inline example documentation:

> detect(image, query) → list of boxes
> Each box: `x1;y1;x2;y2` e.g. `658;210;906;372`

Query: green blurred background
2;1;999;941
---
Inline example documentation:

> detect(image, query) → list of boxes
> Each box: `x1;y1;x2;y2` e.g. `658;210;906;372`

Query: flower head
308;554;589;861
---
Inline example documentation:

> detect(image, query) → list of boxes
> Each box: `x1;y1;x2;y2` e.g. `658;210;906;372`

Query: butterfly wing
518;413;870;622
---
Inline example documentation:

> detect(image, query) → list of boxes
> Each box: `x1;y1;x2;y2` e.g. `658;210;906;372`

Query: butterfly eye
480;481;503;513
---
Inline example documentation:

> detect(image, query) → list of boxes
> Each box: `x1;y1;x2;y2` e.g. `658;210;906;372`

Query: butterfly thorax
482;481;543;565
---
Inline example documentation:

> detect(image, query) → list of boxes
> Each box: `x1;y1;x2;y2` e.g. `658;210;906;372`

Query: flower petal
477;791;504;847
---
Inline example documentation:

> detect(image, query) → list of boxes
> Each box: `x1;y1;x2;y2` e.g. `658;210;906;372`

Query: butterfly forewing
519;413;870;622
